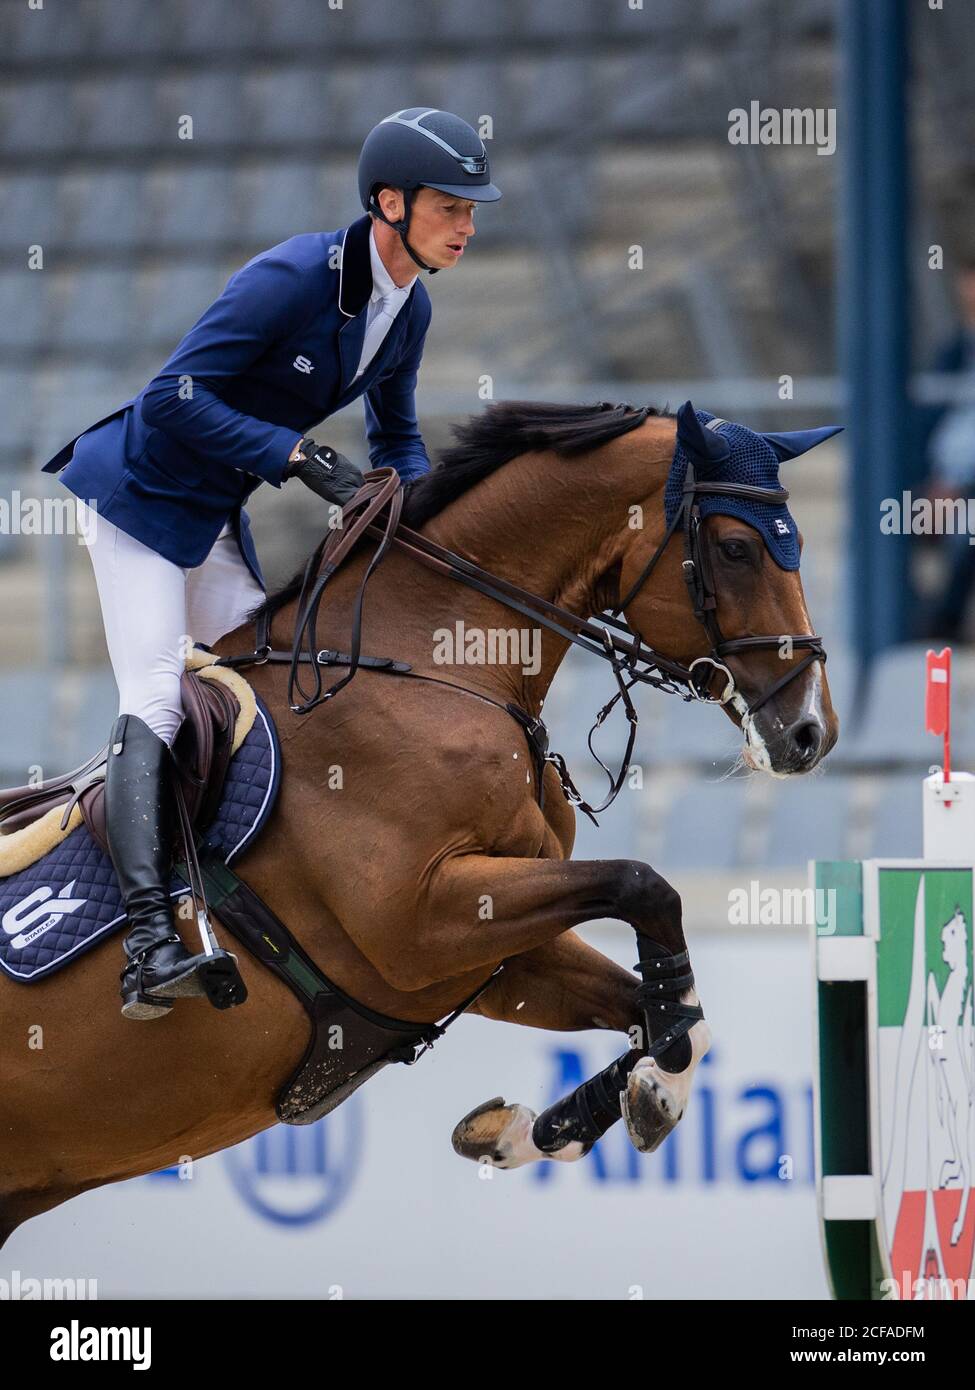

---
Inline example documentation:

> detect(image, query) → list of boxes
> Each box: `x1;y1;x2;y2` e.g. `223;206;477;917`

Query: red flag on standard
925;647;951;736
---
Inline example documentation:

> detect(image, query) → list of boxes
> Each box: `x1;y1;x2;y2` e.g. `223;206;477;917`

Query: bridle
614;453;826;717
217;455;826;823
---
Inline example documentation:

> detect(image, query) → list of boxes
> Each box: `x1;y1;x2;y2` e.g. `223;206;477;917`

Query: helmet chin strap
369;188;439;275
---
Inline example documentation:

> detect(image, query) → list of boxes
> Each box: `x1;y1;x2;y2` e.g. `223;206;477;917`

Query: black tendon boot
532;1048;643;1156
106;713;238;1020
632;933;704;1071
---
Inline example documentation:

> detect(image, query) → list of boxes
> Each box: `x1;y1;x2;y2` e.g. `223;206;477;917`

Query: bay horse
0;400;838;1243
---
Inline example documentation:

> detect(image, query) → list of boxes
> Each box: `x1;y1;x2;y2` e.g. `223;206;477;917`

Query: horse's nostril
791;719;824;762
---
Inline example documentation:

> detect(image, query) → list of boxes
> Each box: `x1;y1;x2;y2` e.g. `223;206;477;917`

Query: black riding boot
107;713;220;1020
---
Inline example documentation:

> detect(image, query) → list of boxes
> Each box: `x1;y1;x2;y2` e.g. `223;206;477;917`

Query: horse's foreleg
452;934;641;1167
471;930;640;1033
451;1046;646;1169
420;856;710;1161
414;855;686;988
420;853;702;1070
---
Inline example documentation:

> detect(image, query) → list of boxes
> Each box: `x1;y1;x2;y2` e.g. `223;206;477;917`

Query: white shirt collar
368;224;416;304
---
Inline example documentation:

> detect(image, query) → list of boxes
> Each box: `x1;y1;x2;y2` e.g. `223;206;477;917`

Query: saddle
0;668;240;856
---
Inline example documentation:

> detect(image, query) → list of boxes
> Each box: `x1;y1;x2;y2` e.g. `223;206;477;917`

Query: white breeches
77;500;265;747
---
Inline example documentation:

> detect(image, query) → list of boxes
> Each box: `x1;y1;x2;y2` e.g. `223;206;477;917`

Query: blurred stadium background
2;0;973;1298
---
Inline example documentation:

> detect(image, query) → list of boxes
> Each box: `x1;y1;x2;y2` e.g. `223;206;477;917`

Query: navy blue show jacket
41;214;432;589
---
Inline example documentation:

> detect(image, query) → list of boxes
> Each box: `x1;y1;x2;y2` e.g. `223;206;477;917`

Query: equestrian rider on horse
40;109;501;1020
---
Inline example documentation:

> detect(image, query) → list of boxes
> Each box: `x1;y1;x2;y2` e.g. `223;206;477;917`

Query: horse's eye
719;539;749;562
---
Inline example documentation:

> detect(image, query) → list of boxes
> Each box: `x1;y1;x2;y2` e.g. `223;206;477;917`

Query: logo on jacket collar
293;355;314;374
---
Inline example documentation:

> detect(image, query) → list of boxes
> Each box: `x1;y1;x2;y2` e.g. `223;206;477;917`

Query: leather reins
217;460;825;820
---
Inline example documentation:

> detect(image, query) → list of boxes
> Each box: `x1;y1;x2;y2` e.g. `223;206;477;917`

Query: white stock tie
353;292;400;382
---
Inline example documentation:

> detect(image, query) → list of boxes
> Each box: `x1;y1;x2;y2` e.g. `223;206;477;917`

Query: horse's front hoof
623;1017;713;1153
451;1096;540;1169
621;1057;684;1153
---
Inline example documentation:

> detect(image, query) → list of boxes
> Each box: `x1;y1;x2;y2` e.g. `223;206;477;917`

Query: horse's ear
675;400;730;474
762;425;843;461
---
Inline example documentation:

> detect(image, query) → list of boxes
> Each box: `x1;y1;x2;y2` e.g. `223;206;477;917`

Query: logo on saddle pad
2;881;87;952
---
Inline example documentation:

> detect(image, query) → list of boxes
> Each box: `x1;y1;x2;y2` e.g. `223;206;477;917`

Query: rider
40;108;501;1021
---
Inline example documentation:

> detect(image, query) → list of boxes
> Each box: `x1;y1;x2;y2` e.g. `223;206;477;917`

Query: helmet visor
420;180;502;202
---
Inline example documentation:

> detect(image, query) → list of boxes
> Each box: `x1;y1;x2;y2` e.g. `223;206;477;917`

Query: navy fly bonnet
665;403;842;570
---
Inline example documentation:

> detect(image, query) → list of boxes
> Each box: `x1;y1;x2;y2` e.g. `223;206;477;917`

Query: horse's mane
252;399;665;625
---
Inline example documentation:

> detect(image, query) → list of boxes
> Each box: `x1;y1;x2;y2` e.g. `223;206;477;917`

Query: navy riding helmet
357;107;502;273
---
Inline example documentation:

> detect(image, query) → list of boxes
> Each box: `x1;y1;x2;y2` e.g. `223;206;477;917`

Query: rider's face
377;186;476;270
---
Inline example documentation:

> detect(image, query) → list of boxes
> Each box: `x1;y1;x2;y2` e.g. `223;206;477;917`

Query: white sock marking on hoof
453;1099;588;1168
624;994;713;1152
493;1104;587;1167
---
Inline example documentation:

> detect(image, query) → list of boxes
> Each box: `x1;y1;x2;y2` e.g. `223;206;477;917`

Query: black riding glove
285;437;364;507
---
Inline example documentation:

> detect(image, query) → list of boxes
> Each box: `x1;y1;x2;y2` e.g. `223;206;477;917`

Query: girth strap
178;845;503;1068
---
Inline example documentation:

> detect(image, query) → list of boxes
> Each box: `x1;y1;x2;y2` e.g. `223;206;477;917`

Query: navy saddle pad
0;693;280;982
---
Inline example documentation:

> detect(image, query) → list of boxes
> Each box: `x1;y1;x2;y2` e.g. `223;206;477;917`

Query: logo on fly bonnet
666;403;842;570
